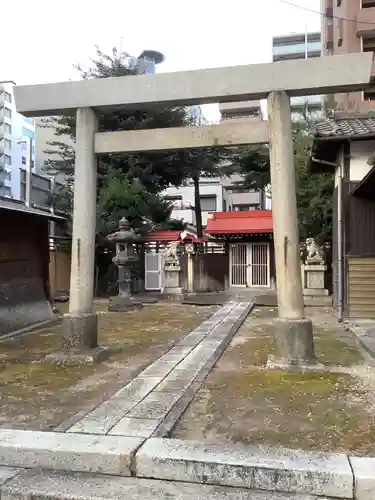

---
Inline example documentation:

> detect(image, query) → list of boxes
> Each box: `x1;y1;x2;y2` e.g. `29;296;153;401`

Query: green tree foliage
43;46;195;234
230;145;271;190
293;120;333;244
232;115;334;244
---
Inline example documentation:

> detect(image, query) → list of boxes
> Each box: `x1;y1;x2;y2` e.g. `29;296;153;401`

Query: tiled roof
314;116;375;139
0;198;65;221
206;210;273;235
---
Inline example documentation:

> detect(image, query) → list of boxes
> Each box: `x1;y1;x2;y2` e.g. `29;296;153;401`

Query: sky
1;0;321;119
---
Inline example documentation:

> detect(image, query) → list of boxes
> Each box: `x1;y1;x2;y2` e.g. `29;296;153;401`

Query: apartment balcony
272;41;322;61
219;101;262;120
357;6;375;38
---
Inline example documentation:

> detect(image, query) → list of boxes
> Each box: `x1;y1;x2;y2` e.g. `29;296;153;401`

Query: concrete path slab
66;300;252;439
0;429;143;476
0;468;330;500
135;438;353;499
109;417;161;438
0;467;21;486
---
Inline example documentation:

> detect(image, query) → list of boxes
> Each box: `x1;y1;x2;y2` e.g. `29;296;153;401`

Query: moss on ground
227;322;364;368
0;303;215;430
172;307;372;454
174;369;375;455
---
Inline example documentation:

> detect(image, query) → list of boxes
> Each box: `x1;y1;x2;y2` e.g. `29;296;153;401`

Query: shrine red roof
146;230;181;242
146;230;208;243
205;210;273;235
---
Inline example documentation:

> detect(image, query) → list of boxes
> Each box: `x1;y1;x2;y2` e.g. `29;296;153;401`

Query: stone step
0;468;332;500
135;438;353;499
0;429;143;476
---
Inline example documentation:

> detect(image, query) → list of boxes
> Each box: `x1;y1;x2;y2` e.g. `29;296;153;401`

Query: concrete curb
0;430;372;498
134;438;353;498
347;324;375;363
0;468;327;500
0;318;60;343
0;429;143;477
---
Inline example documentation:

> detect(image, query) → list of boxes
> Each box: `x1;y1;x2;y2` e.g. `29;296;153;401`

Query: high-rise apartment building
321;0;375;112
272;32;324;118
0;81;35;200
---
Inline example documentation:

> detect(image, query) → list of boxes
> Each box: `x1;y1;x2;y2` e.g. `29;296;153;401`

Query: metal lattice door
230;244;248;287
249;243;270;287
145;253;164;290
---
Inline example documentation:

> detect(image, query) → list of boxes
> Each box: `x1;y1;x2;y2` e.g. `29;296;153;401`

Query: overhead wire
278;0;375;26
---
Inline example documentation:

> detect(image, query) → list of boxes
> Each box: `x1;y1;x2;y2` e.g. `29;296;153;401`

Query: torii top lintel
14;52;373;117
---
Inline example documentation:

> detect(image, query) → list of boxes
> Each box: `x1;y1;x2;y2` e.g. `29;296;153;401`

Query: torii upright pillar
63;107;99;351
267;91;315;365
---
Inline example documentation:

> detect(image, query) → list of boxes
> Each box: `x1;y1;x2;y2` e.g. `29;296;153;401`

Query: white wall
333;141;375;188
349;141;375;182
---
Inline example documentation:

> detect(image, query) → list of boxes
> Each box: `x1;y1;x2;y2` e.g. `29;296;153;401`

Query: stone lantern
107;217;144;311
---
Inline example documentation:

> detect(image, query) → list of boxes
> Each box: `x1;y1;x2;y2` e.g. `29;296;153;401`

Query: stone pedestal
302;264;329;297
46;312;113;366
163;264;182;295
62;312;98;349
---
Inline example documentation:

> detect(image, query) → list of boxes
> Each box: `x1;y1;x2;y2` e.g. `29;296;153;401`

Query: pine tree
42;46;195;235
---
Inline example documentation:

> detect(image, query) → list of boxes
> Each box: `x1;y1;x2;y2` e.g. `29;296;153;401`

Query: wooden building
309;115;375;318
0;198;64;335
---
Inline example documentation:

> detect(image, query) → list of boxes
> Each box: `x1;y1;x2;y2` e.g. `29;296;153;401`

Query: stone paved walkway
64;300;252;438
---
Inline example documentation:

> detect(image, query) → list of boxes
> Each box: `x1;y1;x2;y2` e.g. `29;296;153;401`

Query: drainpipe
311;157;344;322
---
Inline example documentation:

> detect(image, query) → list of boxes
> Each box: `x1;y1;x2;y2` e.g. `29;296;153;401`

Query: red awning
205;210;273;235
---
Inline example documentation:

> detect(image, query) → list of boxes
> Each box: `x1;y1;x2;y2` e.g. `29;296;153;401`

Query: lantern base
108;295;144;312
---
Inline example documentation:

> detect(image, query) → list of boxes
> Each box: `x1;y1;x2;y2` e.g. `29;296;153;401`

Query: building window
22;127;34;139
4;155;11;166
165;196;183;209
364;90;375;101
4;108;11;119
4;92;11;103
363;38;375;53
337;0;341;6
2;186;11;197
4;139;11;150
4;171;11;181
4;123;11;135
200;195;217;212
362;0;375;8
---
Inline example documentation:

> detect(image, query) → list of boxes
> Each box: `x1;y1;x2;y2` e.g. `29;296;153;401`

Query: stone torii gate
14;52;373;365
